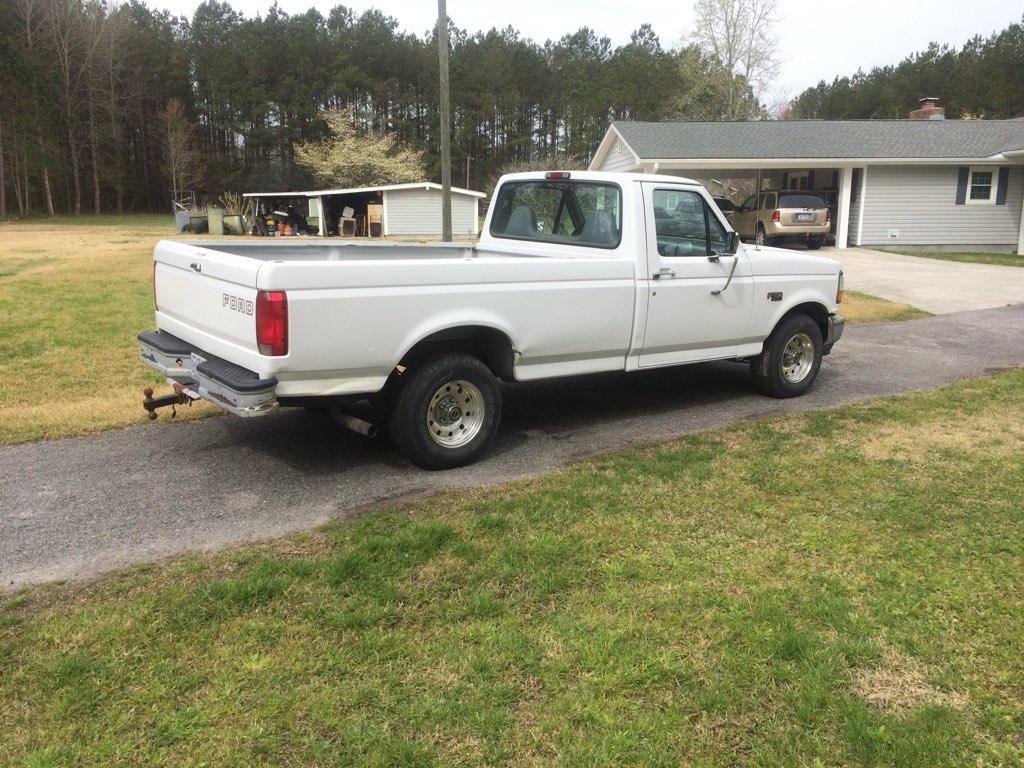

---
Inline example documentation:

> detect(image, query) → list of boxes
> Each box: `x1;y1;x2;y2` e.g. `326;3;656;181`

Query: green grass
3;371;1024;767
883;249;1024;268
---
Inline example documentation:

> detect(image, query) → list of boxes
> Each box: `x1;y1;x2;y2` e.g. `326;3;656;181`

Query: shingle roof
613;119;1024;160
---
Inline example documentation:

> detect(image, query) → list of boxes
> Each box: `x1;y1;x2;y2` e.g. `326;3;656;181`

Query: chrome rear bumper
138;330;278;417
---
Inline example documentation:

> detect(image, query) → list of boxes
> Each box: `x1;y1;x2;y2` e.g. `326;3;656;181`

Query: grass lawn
882;249;1024;268
840;291;931;323
0;216;219;444
2;370;1023;767
0;216;928;445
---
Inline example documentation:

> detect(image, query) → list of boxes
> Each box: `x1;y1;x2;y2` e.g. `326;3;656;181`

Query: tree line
0;0;766;217
789;17;1024;120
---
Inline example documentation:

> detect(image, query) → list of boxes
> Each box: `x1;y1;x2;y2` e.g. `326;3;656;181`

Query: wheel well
779;302;829;340
396;326;516;381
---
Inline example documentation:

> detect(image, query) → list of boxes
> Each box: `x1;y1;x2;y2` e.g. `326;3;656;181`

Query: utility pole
437;0;452;241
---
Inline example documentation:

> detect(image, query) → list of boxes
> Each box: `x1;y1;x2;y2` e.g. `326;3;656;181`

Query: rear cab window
489;180;622;249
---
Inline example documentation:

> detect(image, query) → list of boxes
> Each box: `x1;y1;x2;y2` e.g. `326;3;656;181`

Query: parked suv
730;191;830;249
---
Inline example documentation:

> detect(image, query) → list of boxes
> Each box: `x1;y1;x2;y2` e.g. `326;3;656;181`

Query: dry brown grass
853;646;969;713
842;291;931;323
0;218;219;444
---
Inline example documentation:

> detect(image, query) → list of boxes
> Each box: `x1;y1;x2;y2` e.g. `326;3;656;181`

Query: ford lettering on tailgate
222;293;254;316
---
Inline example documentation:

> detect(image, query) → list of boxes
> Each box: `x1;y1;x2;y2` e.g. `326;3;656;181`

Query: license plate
795;213;814;221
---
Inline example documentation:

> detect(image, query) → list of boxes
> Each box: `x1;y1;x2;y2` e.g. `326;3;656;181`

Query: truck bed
190;240;479;262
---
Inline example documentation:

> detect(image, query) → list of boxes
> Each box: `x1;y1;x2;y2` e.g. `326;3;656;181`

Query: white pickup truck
140;171;844;469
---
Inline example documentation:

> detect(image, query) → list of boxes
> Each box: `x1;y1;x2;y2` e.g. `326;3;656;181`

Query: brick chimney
909;97;945;120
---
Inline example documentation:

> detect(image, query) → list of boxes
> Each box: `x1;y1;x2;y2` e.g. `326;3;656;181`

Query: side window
707;207;729;252
489;180;622;248
739;194;756;212
653;189;724;257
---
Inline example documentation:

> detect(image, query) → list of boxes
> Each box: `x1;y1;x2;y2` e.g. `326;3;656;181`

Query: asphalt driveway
835;247;1024;313
2;304;1023;589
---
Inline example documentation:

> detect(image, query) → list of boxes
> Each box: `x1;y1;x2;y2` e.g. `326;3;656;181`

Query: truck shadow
216;360;755;473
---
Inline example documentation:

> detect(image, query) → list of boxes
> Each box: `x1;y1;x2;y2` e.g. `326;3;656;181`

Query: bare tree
163;99;202;203
690;0;780;119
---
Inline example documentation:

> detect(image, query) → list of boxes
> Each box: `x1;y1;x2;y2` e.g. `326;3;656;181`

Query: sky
155;0;1023;99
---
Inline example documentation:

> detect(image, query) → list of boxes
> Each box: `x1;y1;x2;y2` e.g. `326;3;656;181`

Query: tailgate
153;239;264;364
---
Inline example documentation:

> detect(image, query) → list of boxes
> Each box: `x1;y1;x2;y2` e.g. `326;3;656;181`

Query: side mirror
729;231;741;254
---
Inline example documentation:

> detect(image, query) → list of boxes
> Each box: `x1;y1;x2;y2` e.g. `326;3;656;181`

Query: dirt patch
852;646;968;713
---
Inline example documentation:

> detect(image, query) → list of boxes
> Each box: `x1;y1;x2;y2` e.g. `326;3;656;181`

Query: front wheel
750;314;823;398
389;353;502;469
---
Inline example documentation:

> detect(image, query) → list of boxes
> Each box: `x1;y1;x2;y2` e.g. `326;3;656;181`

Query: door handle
711;256;739;296
652;267;676;280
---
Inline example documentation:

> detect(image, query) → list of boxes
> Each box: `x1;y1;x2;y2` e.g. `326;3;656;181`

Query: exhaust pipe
331;408;378;438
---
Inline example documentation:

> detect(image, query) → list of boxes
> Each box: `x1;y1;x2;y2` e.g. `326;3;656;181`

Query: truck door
638;183;754;368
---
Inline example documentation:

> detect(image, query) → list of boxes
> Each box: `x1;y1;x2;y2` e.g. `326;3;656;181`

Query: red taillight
256;290;288;356
771;210;781;222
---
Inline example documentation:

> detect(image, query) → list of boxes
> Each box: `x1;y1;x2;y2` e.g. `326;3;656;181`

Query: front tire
389;353;502;469
751;314;823;398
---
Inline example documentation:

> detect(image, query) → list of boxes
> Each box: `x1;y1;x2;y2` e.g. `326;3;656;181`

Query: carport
590;116;1024;254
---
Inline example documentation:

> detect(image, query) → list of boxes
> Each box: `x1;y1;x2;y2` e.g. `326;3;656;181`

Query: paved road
833;247;1024;314
3;304;1023;589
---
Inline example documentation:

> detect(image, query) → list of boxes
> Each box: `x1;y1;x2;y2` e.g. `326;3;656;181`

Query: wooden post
437;0;452;242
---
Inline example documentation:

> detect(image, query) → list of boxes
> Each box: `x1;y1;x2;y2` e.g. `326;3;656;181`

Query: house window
967;167;997;204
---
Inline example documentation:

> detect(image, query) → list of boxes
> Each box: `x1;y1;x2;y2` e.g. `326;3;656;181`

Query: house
589;102;1024;255
244;182;485;237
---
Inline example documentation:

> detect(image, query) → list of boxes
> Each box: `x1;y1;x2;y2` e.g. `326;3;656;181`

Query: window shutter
955;167;969;205
995;167;1009;205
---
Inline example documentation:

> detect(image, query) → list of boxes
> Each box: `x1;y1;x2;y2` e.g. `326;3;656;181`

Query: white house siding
859;165;1023;248
600;137;639;172
384;188;479;236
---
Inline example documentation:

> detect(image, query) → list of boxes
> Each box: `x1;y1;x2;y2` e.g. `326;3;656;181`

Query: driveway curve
836;247;1024;314
2;304;1023;589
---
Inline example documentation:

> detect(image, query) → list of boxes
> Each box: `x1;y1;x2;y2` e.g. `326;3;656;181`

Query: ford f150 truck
139;171;845;469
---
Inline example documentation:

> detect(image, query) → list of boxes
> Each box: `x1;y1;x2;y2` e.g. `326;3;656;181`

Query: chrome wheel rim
426;379;485;448
781;332;815;383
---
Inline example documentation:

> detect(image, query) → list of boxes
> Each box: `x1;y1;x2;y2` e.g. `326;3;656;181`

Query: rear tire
389;353;502;469
751;314;823;398
806;237;823;250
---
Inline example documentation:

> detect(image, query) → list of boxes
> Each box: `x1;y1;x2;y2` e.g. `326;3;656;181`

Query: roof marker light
545;171;572;180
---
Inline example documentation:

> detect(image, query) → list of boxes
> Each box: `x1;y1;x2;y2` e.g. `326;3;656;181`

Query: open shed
244;182;485;238
314;182;484;238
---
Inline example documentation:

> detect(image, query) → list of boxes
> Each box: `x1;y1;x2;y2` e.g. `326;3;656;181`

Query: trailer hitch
142;383;195;420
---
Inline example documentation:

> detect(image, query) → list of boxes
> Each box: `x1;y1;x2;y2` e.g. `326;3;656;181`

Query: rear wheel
389;353;502;469
806;237;823;250
751;314;823;398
